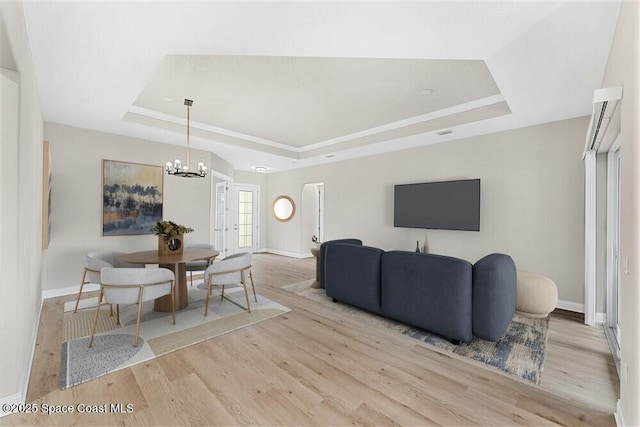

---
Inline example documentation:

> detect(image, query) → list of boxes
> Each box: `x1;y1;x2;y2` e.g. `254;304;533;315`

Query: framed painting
102;159;163;236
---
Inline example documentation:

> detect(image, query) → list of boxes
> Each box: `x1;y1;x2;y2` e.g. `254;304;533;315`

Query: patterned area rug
60;284;289;389
283;279;548;384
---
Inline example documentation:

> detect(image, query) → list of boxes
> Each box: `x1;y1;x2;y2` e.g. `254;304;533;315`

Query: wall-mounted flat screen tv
394;179;480;231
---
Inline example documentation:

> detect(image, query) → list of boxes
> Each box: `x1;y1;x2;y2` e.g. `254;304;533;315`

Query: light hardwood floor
2;254;618;426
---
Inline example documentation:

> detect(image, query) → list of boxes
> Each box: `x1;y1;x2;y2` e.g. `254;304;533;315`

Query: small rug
283;279;548;384
60;284;289;389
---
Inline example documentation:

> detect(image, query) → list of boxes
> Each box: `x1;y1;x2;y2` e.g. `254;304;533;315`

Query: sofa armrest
472;253;517;341
325;243;383;314
319;238;363;289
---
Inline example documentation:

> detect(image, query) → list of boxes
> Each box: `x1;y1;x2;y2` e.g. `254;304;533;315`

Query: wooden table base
154;263;187;312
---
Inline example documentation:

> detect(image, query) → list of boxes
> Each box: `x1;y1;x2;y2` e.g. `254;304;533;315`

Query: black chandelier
165;99;208;178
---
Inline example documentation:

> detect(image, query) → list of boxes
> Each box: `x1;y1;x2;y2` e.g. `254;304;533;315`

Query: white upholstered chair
203;252;256;316
88;267;175;348
184;243;216;286
74;251;142;313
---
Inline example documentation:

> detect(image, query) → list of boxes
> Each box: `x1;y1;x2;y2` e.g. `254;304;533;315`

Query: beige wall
0;1;44;403
42;123;214;292
600;2;640;425
212;153;234;179
266;117;588;305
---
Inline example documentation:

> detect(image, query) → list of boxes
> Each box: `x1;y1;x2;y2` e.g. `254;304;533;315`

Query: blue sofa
322;241;516;343
318;238;363;289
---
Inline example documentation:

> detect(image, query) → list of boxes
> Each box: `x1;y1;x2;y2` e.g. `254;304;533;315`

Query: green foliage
150;220;194;242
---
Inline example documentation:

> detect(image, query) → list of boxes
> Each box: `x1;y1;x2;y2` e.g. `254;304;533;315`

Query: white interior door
233;184;259;254
214;180;231;258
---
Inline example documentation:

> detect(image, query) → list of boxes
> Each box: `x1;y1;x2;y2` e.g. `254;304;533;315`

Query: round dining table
118;248;219;312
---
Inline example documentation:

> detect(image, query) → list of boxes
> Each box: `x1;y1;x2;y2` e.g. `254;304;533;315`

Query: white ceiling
21;1;621;173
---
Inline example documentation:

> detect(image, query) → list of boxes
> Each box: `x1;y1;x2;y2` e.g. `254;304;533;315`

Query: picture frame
102;159;163;236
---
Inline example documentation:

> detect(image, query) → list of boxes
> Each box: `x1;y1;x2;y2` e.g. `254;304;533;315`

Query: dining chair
88;267;175;348
184;243;216;286
203;252;256;316
74;251;142;313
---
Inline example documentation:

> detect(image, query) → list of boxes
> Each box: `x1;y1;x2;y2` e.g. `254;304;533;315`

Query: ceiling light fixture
254;166;268;174
166;99;207;178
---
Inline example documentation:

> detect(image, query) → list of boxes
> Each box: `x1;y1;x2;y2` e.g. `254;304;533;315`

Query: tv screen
394;179;480;231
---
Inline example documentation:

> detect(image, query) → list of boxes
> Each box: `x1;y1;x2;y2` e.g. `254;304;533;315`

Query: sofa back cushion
324;243;383;314
381;251;473;342
319;238;363;288
472;253;517;341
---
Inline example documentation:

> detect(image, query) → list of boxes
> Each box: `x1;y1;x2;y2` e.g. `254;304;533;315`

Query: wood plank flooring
2;253;618;426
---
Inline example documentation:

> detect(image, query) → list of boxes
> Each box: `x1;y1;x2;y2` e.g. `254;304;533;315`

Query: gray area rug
60;285;289;389
283;279;549;384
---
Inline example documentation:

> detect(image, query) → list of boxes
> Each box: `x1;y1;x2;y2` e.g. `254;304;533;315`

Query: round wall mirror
273;195;296;222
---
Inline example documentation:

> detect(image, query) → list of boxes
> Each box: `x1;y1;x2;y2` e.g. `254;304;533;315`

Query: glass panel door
606;142;622;356
612;151;621;344
234;184;259;253
215;181;230;258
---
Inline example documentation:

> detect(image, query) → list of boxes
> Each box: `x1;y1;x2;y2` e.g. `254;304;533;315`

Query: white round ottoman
516;271;558;318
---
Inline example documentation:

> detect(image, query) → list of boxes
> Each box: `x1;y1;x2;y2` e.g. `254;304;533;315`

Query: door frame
211;171;233;259
605;136;622;370
233;183;260;254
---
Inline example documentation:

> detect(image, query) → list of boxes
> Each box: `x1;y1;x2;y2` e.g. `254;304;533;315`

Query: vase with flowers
150;220;194;256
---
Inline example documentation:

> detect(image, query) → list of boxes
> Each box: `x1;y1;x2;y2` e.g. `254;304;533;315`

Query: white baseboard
42;283;98;299
615;399;626;427
557;299;584;313
0;393;23;417
21;295;44;407
556;300;606;324
2;290;46;417
264;248;312;259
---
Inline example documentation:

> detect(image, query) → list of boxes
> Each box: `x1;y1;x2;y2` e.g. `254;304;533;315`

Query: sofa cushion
381;251;473;342
319;238;363;289
472;253;517;341
324;243;383;314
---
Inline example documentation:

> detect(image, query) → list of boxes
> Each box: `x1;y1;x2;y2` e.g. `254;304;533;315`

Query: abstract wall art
102;160;163;236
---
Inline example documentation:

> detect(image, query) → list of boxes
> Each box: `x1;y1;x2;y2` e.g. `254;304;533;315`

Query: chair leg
97;291;113;317
220;284;225;301
74;269;88;313
171;283;176;325
88;288;103;348
204;282;211;317
249;270;257;303
115;304;121;326
189;270;193;286
134;287;144;347
242;280;251;313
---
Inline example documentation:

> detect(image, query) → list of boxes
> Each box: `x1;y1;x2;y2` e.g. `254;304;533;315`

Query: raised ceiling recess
125;55;510;160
